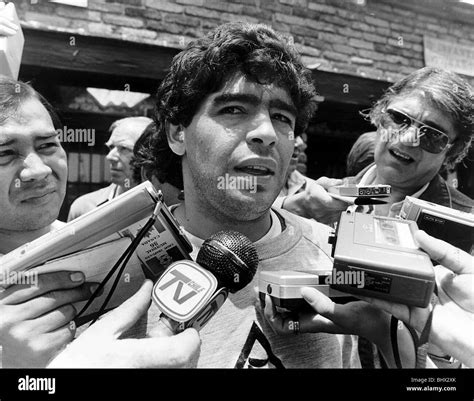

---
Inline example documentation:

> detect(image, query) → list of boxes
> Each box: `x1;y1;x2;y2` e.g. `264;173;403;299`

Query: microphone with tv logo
151;230;259;335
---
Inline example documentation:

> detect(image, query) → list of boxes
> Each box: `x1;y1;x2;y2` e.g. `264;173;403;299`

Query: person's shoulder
74;184;114;203
275;208;332;241
262;209;333;270
68;184;115;221
449;185;473;212
423;175;473;213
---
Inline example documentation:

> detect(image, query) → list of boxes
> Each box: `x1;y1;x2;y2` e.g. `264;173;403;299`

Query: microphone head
196;230;259;293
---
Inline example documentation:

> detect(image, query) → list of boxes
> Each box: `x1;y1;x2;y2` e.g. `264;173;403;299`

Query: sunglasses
380;108;453;154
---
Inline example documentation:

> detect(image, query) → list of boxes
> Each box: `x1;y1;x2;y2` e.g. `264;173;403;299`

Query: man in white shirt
67;116;153;221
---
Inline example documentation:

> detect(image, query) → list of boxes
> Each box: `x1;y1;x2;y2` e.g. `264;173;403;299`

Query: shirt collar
356;164;430;217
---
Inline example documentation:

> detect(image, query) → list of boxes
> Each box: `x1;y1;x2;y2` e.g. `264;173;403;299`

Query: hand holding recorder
280;176;348;225
261;231;474;367
360;231;474;367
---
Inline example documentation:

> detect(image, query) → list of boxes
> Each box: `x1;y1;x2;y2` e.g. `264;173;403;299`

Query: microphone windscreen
196;230;258;292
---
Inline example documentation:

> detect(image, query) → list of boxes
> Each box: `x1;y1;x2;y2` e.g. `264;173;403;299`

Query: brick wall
15;0;474;84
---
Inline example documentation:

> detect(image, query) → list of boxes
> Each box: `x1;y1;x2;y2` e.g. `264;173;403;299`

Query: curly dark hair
130;121;157;185
368;67;473;169
150;22;318;190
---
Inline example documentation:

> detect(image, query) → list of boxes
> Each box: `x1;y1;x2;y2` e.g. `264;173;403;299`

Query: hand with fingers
262;290;391;345
261;231;474;368
360;231;474;367
47;280;201;368
262;283;418;368
281;176;348;225
0;271;99;368
0;2;19;37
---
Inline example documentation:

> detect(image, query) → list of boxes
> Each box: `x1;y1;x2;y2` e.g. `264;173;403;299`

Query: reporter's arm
263;290;416;368
280;177;348;225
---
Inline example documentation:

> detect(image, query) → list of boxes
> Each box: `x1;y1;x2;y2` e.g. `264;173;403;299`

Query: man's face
180;73;296;221
106;124;137;188
374;91;457;191
0;98;67;231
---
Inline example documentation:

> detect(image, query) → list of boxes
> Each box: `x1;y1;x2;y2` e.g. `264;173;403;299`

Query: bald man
67;117;153;221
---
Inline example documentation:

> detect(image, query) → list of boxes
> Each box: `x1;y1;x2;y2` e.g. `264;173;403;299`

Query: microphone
151;230;259;335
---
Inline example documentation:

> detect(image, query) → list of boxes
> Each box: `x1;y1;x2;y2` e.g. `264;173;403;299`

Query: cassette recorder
329;184;391;198
258;270;356;312
400;196;473;254
329;211;435;308
0;181;193;282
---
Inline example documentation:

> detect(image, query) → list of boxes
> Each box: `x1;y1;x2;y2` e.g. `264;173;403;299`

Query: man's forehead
214;73;293;105
0;101;55;142
109;121;146;144
2;98;52;125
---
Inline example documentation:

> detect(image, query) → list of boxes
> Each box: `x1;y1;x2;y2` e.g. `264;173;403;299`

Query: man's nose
246;115;277;149
20;153;52;181
398;125;420;147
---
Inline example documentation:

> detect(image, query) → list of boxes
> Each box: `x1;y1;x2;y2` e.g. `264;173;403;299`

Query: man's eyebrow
269;99;297;117
212;93;297;116
0;138;15;146
212;93;260;107
36;132;59;140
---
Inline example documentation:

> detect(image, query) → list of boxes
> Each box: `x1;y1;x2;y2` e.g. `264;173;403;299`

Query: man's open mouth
234;166;274;176
389;148;415;163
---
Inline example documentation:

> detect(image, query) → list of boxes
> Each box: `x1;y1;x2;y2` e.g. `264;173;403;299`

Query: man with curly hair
67;116;153;221
129;22;361;368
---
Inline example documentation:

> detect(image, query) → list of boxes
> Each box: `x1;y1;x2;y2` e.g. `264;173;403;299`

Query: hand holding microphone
151;230;259;336
47;281;200;368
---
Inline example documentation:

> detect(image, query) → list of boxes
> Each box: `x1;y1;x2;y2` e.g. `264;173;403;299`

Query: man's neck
0;223;57;254
173;202;272;243
116;184;125;196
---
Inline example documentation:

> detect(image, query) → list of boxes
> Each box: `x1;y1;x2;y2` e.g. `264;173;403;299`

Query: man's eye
117;146;132;153
39;142;59;151
0;150;16;165
389;111;411;126
220;106;245;115
272;113;294;127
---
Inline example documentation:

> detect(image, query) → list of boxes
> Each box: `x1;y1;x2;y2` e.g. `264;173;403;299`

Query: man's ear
140;166;149;183
167;123;185;156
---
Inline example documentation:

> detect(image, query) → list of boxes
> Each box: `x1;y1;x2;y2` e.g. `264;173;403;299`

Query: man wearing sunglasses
339;67;473;369
280;67;472;224
275;67;473;369
354;66;473;218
